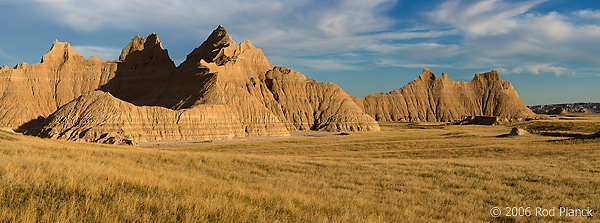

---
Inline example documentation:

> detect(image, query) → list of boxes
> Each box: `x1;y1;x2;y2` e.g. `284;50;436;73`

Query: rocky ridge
528;103;600;114
0;40;117;130
0;26;536;145
1;25;379;145
353;68;535;122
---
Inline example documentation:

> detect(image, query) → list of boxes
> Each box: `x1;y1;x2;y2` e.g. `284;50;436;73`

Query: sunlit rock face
354;68;535;122
1;25;379;145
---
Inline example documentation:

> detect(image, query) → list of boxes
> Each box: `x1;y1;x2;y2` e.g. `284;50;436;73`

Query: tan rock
35;91;290;145
357;68;535;122
0;41;117;130
509;127;528;136
252;67;379;131
497;127;534;138
11;25;379;144
529;103;600;114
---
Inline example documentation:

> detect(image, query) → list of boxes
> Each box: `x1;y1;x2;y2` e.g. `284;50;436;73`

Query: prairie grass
517;113;600;136
1;114;599;222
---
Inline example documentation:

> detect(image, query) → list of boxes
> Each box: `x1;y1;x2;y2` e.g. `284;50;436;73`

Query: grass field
1;114;599;222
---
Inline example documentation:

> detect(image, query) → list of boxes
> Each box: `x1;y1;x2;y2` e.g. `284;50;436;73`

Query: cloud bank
3;0;600;78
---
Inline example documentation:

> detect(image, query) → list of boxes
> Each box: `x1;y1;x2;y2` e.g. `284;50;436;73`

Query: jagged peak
215;24;227;33
472;70;500;82
180;25;241;67
206;25;236;48
239;39;255;51
119;33;172;65
264;66;307;80
417;68;436;81
119;33;163;60
41;39;81;64
13;62;30;69
88;56;103;63
439;72;452;81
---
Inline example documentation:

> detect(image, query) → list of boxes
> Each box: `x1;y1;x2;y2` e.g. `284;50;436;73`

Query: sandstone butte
0;25;380;145
352;68;536;122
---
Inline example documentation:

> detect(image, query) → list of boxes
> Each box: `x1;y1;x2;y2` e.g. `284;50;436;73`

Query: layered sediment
1;25;379;145
355;68;535;122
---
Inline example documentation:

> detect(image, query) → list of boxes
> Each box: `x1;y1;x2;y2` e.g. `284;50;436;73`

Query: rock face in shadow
354;68;535;122
36;91;289;145
1;25;379;145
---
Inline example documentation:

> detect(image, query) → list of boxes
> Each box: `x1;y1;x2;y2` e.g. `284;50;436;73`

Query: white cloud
314;0;396;36
72;46;121;61
375;59;451;69
295;59;362;71
367;42;461;60
29;0;405;57
498;63;568;76
429;0;546;35
428;0;600;72
17;0;461;71
31;0;397;37
32;0;296;32
369;29;458;40
248;28;459;59
376;58;497;70
14;0;600;78
575;9;600;19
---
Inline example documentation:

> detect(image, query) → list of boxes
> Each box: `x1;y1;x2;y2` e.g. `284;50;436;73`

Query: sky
1;0;599;106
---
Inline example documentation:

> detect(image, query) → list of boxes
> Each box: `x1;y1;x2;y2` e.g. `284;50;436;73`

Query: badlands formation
353;69;535;122
0;26;379;145
529;103;600;114
0;26;534;145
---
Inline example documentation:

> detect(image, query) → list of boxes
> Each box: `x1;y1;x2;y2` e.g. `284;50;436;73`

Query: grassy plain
1;114;599;222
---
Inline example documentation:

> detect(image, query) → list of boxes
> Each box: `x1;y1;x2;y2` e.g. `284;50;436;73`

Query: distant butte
0;26;535;145
353;68;535;122
529;103;600;114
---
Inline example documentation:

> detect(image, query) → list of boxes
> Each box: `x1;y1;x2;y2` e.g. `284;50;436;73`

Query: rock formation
456;116;504;125
0;40;117;130
497;127;534;138
0;26;539;145
1;25;379;145
354;68;535;122
36;91;289;145
529;103;600;114
508;127;529;136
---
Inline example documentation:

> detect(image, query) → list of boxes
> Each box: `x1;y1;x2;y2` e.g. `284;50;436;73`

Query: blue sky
1;0;599;105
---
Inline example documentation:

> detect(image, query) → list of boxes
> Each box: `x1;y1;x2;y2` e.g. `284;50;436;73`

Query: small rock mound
497;127;535;138
509;128;528;136
457;116;500;125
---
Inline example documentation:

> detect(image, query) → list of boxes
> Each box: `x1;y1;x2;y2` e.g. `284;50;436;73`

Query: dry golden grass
1;114;599;222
